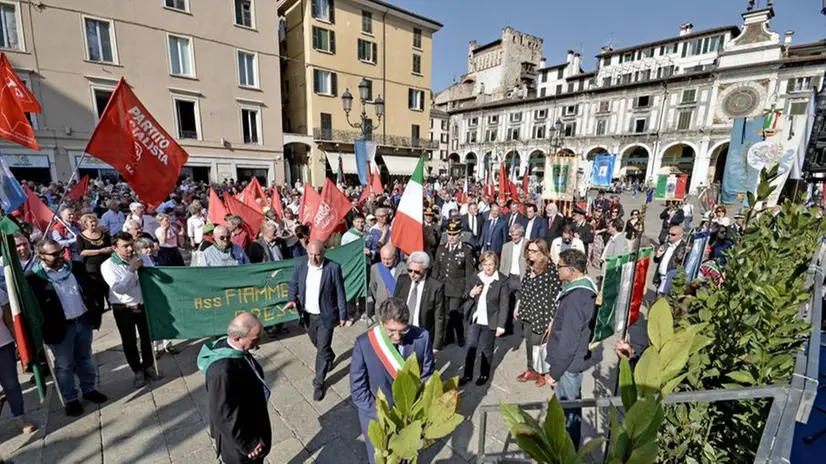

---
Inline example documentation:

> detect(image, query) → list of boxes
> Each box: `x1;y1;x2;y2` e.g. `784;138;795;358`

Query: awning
382;155;420;176
324;152;359;174
659;166;683;175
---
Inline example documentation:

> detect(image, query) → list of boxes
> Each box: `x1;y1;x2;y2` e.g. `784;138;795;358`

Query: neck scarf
33;260;73;283
111;252;130;266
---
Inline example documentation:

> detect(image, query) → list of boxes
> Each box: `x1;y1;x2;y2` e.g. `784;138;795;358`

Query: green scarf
346;227;364;238
33;260;73;283
557;275;598;302
111;252;129;266
212;243;232;254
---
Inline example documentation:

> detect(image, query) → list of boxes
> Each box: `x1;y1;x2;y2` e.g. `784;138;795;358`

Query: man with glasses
369;244;407;326
480;203;508;255
350;297;434;463
499;223;527;333
197;225;250;267
27;239;107;416
546;249;598;449
433;220;476;347
653;225;687;296
393;251;445;354
367;208;392;262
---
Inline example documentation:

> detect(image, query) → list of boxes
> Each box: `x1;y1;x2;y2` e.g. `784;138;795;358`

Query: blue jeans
47;314;97;403
556;371;583;448
0;342;25;416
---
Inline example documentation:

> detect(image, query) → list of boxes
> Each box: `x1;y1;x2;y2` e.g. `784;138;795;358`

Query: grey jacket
602;233;629;261
499;240;527;278
369;262;408;308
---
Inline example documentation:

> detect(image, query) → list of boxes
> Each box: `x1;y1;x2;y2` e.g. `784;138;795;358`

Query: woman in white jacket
550;224;585;265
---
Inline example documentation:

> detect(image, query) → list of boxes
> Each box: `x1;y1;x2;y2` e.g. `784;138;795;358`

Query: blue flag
722;117;764;204
591;154;616;187
0;154;26;213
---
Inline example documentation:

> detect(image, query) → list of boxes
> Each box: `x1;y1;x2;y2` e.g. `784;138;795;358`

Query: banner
140;238;368;340
628;247;652;328
655;174;688;200
0;54;40;150
543;156;578;201
592;254;622;344
591;247;653;345
684;231;711;282
721;117;765;204
760;95;815;206
0;154;26;212
355;140;378;185
591;154;616;187
310;178;351;242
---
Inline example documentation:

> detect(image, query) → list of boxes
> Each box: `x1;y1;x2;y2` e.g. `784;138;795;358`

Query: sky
390;0;825;92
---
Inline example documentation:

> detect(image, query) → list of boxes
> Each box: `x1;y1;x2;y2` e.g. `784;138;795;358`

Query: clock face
723;87;762;119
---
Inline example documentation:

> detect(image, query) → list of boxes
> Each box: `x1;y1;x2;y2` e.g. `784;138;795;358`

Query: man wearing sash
368;244;407;325
350;297;434;463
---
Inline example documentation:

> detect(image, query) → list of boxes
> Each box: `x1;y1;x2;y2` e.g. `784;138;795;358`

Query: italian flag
390;156;424;256
590;247;654;345
654;174;688;200
628;247;653;328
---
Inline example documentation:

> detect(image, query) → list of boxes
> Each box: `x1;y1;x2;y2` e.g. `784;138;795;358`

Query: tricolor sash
378;264;397;295
367;325;405;379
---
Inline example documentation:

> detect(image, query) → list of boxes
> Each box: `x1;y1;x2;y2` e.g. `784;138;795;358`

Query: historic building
427;106;450;176
437;5;825;194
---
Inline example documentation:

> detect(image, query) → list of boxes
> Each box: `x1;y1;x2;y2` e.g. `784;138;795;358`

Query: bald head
307;239;325;266
380;243;397;268
227;312;263;351
213;225;231;247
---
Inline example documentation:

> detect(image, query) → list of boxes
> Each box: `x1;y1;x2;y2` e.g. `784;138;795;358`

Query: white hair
408;251;431;270
130;202;144;213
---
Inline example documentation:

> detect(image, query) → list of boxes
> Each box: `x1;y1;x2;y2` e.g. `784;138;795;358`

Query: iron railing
312;128;439;150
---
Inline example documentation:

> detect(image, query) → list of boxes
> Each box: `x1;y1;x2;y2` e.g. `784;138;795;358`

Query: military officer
432;220;476;347
422;207;441;259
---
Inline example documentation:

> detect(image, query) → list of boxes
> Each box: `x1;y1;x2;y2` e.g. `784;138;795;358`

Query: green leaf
428;391;459;428
510;424;555;463
388;420;423;460
575;438;605;461
727;370;757;385
648;299;674;351
545;395;576;457
442;375;460;393
619;357;637;411
661;373;687;397
419;372;443;420
402;352;421;383
624;397;659;441
627;439;659;464
423;413;463;440
391;370;419;417
634;349;662;397
376;389;399;432
368;419;387;449
659;331;694;381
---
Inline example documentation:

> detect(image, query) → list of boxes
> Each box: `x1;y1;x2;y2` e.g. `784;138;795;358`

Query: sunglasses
669;233;679;236
409;269;423;275
216;235;231;240
40;249;64;258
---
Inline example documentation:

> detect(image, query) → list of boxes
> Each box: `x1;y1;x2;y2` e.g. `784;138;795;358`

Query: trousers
444;297;465;344
523;322;545;371
463;323;496;378
302;313;335;389
47;313;97;402
556;371;583;448
112;306;154;373
0;342;24;416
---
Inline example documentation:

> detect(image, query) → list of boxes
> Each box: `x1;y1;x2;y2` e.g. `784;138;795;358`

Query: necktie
407;281;419;324
470;216;476;235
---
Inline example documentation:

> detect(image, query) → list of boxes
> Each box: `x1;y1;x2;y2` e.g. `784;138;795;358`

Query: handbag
531;328;551;374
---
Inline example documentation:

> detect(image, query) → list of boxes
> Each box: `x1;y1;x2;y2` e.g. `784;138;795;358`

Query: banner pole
43;344;64;407
44;152;88;234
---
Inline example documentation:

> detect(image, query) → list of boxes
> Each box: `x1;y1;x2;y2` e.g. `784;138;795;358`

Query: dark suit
572;221;595;255
505;212;526;237
546;213;567;244
479;216;508;255
245;238;284;263
205;339;271;464
350;326;434;464
653;239;688;292
28;265;102;345
659;208;686;244
462;272;509;379
460;212;482;245
394;275;446;350
520;216;548;241
288;258;347;389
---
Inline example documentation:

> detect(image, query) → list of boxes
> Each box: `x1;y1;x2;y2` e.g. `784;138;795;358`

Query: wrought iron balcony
313;128;439;150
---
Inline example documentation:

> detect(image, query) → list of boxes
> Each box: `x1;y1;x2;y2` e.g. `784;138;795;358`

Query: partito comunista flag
84;78;189;207
390;156;424;257
309;178;352;242
0;53;41;150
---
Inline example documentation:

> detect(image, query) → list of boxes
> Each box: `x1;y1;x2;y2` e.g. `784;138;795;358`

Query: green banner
591;253;624;345
139;238;367;340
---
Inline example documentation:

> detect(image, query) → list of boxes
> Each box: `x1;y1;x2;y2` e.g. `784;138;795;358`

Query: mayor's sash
367;325;405;379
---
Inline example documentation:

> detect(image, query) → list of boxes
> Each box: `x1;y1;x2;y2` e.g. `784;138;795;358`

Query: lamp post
341;78;385;140
548;118;565;156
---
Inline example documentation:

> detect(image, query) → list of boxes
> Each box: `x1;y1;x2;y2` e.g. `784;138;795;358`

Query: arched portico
660;142;697;188
620;144;651;183
465;152;477;178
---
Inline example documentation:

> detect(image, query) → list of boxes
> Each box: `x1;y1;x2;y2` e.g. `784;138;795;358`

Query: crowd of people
0;174;746;462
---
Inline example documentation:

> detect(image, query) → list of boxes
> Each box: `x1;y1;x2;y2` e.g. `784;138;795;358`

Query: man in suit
368;244;407;325
499;223;527;334
479;203;508;255
432;221;476;347
422;207;441;259
350;298;434;464
658;201;685;245
28;238;107;416
285;240;347;401
246;221;284;263
520;203;548;241
199;313;271;464
393;251;445;353
653;225;688;296
571;207;595;256
600;219;629;282
590;190;610;214
460;202;482;249
505;200;525;236
545;202;566;244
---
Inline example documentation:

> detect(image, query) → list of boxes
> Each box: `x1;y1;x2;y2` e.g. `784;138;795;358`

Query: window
621;73;632;85
168;35;194;77
789;102;808;115
677;111;692;130
465;130;478;143
506;127;520;141
468;117;479;127
639;69;651;82
633;118;647;133
91;87;113;120
567;82;574;93
540;87;547;97
313;69;337;96
533;125;546;139
681;89;697;104
0;3;22;50
411;124;420;146
564;104;578;116
234;0;254;28
320;112;332;139
486;115;498;125
657;65;676;79
534;109;547;120
311;0;334;23
452;124;458;137
787;76;821;93
563;122;576;137
557;68;564;79
413;28;422;49
412;54;422;74
441;120;448;130
408;88;424;111
362;78;373;101
440;133;448;143
635;95;651;108
660;43;679;55
164;0;188;11
312;26;336;54
541;72;548;83
555;84;562;95
603;56;612;66
440;150;447;160
509;112;522;123
485;129;497;142
237;50;258;87
643;48;654;58
598;101;610;113
84;17;116;63
622;52;634;63
596;119;607;135
173;98;200;140
241;108;260;144
358;39;377;64
361;10;372;34
602;77;612;87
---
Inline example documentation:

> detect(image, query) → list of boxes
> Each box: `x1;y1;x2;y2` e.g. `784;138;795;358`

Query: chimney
540;57;546;68
566;50;574;64
679;22;694;36
601;45;613;54
784;30;794;46
573;53;582;74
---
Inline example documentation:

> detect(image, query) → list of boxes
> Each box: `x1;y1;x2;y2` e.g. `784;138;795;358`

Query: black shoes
65;400;83;417
82;390;108;404
457;339;466;348
313;387;325;401
475;376;489;386
458;376;473;387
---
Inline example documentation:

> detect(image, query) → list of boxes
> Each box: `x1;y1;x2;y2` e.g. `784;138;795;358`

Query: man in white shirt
186;202;207;248
393;252;445;354
499;224;527;332
654;225;686;295
100;200;125;236
101;232;159;389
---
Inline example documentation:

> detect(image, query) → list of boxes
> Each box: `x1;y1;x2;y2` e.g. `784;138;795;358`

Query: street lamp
548;118;565;155
342;78;384;140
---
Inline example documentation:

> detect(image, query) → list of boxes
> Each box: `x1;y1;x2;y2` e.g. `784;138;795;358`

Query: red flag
224;193;265;239
310;178;352;242
84;78;189;207
522;172;529;195
67;175;89;202
248;177;268;202
0;54;40;149
299;183;321;225
22;185;55;234
509;180;519;202
269;186;284;220
207;188;228;225
498;162;507;204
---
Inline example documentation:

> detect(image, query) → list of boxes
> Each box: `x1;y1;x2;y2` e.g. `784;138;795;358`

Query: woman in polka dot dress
514;239;563;387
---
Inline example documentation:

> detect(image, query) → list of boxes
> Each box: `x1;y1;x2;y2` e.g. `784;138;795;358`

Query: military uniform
432;221;476;347
422;207;441;259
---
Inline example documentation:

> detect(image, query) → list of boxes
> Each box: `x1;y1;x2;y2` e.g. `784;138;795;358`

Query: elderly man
350;298;434;463
197;225;250;267
285;240;346;401
52;206;80;261
393;251;445;353
433;220;476;347
368;244;407;326
545;202;566;244
461;202;482;248
199;312;271;464
500;223;527;316
246;222;284;263
653;225;687;296
227;215;251;249
367;208;392;262
101;200;125;236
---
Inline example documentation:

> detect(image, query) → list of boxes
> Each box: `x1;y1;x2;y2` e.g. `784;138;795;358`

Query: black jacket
546;213;567;244
432;242;476;298
27;265;103;345
572;221;595;246
246;238;284;263
463;272;509;331
394;275;446;350
546;285;597;381
205;339;272;464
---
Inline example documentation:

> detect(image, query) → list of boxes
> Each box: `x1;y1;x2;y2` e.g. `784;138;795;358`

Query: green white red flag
390;156;424;256
628;247;653;327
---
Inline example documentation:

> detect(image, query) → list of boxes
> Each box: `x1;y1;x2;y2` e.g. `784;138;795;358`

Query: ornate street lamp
342;78;384;140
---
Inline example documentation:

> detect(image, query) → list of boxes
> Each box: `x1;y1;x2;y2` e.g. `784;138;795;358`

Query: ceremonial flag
684;232;711;282
592;254;623;345
390;156;424;256
509;154;519;181
722;117;765;204
509;179;519;202
521;169;529;196
84;78;189;207
22;185;54;235
628;247;653;327
0;154;26;212
0;53;40;150
270;186;284;220
543;155;578;201
66;175;89;202
207;188;228;225
655;174;688;200
613;254;636;335
591;154;616;187
355;140;377;185
299;183;321;225
310;178;351;242
498;161;507;204
224;192;265;239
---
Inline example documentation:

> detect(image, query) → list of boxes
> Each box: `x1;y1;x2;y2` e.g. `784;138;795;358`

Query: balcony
313;128;439;150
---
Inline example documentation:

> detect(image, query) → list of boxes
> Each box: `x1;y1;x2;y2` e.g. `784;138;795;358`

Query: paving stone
264;436;309;464
163;422;212;460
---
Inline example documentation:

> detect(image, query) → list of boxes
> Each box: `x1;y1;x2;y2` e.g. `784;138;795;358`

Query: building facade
427;107;449;176
439;6;825;195
1;0;284;185
279;0;441;187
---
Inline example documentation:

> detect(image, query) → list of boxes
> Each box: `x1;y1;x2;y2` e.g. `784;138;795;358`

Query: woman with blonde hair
75;213;113;309
515;239;563;387
155;213;184;266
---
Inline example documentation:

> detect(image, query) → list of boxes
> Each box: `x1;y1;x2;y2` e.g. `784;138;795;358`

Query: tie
470;216;476;235
549;216;554;229
407;281;419;324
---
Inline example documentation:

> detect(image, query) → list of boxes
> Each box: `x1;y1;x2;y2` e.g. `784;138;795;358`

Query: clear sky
390;0;825;92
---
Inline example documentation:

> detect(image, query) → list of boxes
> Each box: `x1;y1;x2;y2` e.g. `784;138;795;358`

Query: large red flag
224;193;265;239
0;54;40;150
84;78;189;207
67;175;89;202
299;183;321;225
269;186;284;220
240;177;269;212
22;185;55;235
498;162;507;204
310;178;352;242
207;188;228;225
522;171;530;196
